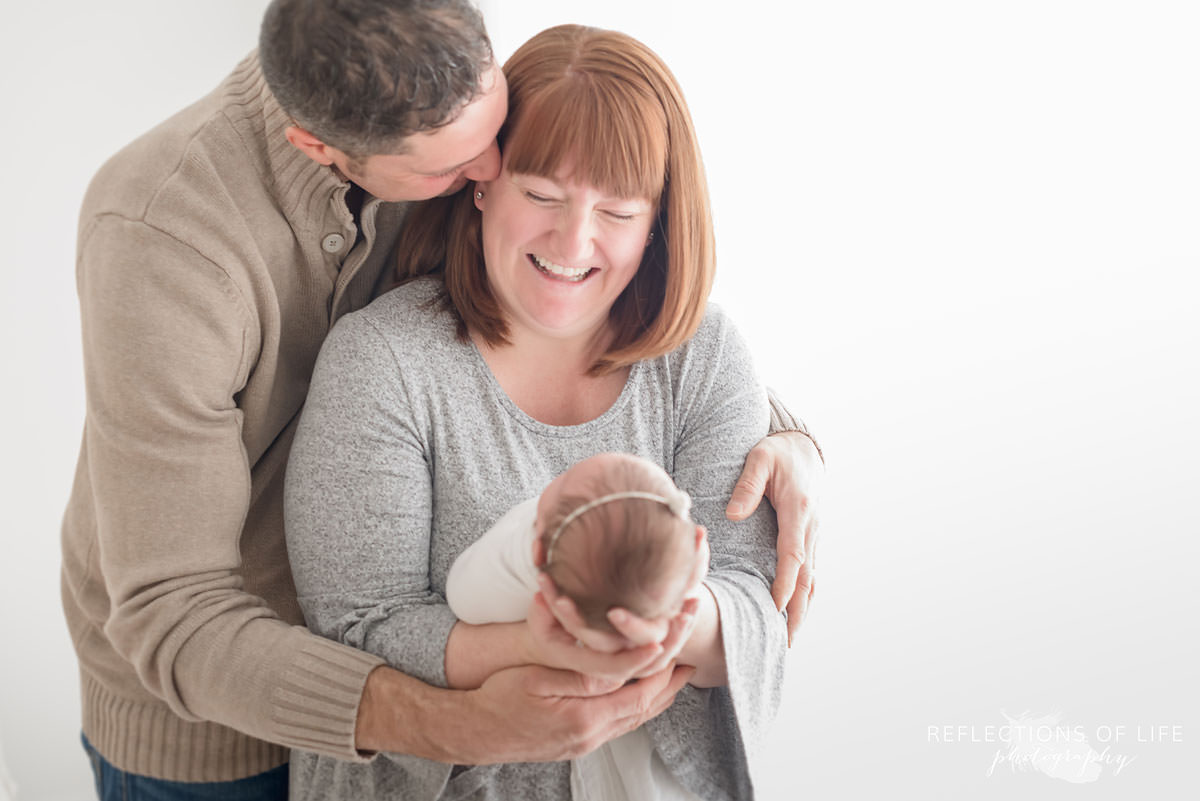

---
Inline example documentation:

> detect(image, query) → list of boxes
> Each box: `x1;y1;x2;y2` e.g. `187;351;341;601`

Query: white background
2;1;1197;799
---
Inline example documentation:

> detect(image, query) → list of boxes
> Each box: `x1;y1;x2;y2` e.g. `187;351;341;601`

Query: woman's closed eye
520;186;645;221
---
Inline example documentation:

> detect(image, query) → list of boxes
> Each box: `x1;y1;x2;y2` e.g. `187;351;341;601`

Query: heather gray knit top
284;277;786;801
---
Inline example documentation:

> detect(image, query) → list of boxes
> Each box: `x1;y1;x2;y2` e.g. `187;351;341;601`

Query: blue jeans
81;734;287;801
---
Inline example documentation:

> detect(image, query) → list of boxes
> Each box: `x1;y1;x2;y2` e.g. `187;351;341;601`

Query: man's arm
726;388;825;643
355;662;693;764
77;217;383;758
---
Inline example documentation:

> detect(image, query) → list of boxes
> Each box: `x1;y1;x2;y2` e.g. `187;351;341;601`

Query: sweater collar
225;52;354;235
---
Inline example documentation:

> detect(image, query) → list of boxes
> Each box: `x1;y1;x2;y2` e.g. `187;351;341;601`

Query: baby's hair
539;458;696;632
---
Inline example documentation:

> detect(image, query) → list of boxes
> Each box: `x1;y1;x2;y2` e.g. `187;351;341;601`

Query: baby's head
535;453;708;633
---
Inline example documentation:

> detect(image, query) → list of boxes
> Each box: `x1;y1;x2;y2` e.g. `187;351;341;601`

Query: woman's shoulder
320;276;466;376
333;276;458;348
667;300;748;367
649;300;764;412
356;275;450;327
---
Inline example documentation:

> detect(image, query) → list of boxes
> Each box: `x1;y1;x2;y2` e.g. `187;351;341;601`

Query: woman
285;24;787;800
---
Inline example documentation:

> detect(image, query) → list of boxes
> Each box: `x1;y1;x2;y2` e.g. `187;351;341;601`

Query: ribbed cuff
271;637;386;761
80;639;385;781
765;387;824;464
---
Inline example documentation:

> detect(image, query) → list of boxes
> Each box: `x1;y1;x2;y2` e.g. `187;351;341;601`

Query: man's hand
462;662;693;764
355;662;693;764
726;430;823;644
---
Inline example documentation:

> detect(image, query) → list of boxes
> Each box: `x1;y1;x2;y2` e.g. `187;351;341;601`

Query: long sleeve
648;306;788;801
284;311;459;687
73;217;382;762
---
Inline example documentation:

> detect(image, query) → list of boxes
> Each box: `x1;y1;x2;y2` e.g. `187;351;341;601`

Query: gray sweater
284;277;787;801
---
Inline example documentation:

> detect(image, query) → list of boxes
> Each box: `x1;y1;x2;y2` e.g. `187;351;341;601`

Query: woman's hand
535;574;700;680
726;430;824;645
521;590;672;683
444;581;695;690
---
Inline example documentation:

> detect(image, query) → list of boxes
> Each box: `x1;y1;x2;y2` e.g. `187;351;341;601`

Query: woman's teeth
532;254;592;282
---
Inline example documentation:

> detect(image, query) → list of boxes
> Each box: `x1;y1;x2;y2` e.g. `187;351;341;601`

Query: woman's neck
471;325;630;426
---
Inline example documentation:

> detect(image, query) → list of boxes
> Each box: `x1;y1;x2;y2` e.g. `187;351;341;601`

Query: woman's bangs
503;81;666;202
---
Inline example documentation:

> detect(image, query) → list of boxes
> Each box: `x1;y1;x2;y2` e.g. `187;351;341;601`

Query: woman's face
476;161;656;347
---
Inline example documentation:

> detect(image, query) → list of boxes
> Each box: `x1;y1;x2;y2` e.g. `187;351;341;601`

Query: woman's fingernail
609;609;628;624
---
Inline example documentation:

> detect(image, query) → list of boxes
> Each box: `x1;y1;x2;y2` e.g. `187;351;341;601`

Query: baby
446;452;710;801
447;451;708;635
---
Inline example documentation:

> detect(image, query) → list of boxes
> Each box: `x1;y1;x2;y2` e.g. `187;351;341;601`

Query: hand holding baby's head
534;453;709;634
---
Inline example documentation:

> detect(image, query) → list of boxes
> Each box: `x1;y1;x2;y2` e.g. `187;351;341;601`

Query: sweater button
321;233;346;253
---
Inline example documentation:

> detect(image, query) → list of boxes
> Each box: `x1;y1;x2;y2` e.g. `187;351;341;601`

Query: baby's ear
694;524;708;549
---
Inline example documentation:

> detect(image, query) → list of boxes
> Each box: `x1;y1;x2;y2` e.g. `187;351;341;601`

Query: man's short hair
259;0;493;158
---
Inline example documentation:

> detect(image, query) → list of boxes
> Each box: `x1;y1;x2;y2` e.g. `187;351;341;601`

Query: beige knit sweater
60;53;407;782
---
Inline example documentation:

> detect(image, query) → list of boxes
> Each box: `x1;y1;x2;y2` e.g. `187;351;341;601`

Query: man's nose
462;141;501;182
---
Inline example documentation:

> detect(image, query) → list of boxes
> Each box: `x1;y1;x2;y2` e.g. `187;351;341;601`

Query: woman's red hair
394;24;714;373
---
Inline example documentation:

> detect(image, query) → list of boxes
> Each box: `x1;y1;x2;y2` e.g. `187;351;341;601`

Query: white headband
544;489;692;565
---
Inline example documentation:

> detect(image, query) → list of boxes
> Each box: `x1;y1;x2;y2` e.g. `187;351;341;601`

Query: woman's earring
475;190;484;200
646;230;655;247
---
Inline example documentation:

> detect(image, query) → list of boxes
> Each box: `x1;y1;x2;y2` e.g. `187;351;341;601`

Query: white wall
2;2;1196;799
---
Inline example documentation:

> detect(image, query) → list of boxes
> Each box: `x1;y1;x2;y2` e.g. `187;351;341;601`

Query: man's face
332;63;508;202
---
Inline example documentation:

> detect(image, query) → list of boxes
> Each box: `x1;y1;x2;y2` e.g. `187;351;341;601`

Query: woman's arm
666;304;788;750
674;585;726;686
284;312;457;686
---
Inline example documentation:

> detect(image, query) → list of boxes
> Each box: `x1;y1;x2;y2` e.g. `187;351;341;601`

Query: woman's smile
529;253;596;283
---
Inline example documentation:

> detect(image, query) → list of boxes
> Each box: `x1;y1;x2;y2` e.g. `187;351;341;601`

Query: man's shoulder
79;54;282;246
84;68;246;214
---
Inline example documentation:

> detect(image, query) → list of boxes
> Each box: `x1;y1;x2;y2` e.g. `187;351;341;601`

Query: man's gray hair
259;0;493;158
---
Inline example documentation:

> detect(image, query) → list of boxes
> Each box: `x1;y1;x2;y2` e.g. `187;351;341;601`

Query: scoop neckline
465;339;644;439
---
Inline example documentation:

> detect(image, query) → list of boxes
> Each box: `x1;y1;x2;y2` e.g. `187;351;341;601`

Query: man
62;1;824;797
